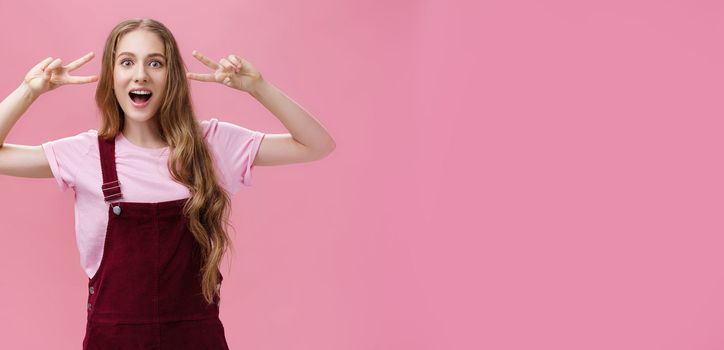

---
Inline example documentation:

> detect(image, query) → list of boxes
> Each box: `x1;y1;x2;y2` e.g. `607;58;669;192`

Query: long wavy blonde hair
95;18;234;305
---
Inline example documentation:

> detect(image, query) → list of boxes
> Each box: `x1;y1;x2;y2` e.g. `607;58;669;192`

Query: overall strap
98;134;123;203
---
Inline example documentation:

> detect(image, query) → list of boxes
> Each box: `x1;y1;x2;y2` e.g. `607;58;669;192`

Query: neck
121;118;167;149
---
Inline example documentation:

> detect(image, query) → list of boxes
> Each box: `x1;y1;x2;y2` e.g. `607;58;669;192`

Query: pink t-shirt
41;118;265;280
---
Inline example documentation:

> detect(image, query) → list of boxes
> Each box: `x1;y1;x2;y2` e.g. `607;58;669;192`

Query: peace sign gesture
23;52;99;98
186;50;263;94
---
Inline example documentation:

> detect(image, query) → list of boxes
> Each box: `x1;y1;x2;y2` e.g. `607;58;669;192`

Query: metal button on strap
87;303;92;311
89;286;94;295
112;205;121;215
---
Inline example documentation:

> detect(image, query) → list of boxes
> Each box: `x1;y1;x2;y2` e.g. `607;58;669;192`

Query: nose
133;65;149;82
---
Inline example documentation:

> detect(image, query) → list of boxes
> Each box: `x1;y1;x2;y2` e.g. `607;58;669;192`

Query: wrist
249;78;268;99
18;82;39;102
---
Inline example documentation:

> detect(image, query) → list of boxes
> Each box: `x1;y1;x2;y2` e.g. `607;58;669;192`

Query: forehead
115;29;165;58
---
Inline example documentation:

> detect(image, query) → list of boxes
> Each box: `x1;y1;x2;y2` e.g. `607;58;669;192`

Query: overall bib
82;135;230;349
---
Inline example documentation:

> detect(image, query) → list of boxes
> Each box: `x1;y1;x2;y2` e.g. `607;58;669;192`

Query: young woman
0;18;335;349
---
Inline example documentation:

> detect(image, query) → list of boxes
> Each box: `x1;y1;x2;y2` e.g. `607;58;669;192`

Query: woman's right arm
0;83;52;178
0;53;97;178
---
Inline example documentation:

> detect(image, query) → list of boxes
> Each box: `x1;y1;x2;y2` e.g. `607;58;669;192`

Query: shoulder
42;128;98;156
199;118;216;138
199;117;262;143
44;128;98;143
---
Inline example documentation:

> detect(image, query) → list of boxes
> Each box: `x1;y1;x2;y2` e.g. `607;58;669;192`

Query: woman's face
113;29;167;125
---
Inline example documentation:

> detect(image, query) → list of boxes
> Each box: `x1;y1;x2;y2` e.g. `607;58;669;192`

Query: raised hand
23;52;98;98
186;50;263;93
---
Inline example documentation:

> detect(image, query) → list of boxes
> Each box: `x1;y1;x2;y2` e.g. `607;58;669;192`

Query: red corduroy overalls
82;134;230;349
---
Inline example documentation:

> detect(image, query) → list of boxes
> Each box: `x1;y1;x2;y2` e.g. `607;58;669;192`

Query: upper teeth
131;91;151;95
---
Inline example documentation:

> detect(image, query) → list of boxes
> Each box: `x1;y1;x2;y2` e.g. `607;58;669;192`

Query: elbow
326;139;336;154
323;139;336;156
311;141;335;160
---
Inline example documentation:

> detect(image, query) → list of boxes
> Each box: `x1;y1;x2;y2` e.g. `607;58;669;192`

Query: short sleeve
41;130;96;192
201;118;265;194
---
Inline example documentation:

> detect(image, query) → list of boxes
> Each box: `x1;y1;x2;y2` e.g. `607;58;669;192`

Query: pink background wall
0;0;723;349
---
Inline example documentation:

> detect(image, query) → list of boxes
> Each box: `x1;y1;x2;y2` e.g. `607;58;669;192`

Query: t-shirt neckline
117;132;169;156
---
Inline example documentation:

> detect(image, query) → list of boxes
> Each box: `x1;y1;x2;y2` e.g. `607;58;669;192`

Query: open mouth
128;91;153;107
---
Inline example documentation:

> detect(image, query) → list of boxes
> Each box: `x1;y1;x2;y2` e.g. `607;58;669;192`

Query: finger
64;52;95;72
219;58;238;73
34;57;55;72
227;55;243;70
186;72;216;82
44;58;62;71
65;75;99;84
191;50;219;70
44;58;63;77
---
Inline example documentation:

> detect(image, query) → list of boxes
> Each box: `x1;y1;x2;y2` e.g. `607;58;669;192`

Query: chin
122;108;159;123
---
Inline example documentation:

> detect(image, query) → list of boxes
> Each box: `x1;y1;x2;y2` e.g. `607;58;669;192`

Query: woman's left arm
248;79;336;166
187;51;336;166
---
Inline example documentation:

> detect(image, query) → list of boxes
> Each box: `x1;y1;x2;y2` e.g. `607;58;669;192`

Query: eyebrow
116;52;166;59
